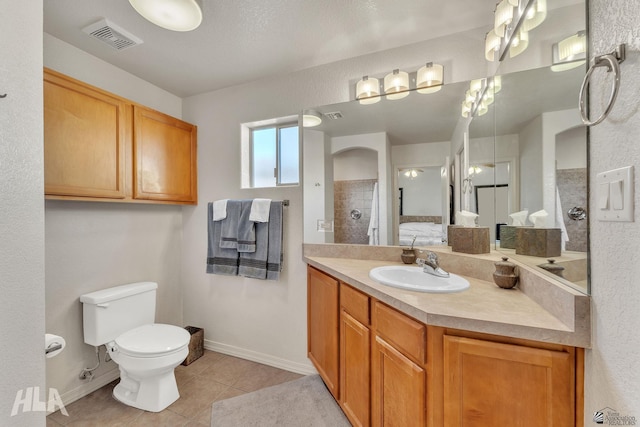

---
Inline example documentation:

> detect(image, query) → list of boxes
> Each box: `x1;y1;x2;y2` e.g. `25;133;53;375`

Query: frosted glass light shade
489;75;502;94
485;30;501;62
494;0;514;37
551;31;587;72
302;110;322;127
509;28;529;58
416;63;444;94
356;76;381;104
129;0;203;31
469;79;484;97
523;0;547;32
384;69;410;100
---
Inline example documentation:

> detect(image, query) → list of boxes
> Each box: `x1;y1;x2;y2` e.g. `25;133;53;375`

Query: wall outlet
596;166;634;222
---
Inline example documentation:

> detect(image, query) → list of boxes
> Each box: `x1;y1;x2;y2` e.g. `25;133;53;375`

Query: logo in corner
593;407;637;425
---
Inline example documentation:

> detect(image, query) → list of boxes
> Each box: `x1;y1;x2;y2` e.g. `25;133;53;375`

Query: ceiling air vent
324;111;343;120
82;19;143;51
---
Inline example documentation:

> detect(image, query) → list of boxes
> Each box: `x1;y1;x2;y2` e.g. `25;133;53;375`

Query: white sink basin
369;265;470;293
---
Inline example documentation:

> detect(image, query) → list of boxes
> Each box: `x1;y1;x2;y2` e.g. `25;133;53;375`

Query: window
250;123;299;187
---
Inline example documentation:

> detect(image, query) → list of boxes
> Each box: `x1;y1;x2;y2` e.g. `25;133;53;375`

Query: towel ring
579;44;626;126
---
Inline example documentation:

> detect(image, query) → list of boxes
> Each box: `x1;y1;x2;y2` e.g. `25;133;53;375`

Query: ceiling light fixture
302;110;323;128
355;76;381;104
384;69;410;100
416;63;444;94
551;31;587;72
129;0;203;32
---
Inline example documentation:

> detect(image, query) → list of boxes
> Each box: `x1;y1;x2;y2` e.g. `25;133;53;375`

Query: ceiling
43;0;499;98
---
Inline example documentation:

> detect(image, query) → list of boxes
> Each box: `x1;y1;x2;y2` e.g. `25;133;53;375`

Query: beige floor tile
47;350;305;426
166;377;229;417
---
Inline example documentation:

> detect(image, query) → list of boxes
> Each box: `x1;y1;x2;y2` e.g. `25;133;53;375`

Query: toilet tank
80;282;158;346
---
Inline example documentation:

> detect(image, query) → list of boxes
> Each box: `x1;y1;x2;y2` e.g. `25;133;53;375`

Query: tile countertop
304;245;591;348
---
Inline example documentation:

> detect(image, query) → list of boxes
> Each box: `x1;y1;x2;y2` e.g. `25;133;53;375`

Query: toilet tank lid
80;282;158;305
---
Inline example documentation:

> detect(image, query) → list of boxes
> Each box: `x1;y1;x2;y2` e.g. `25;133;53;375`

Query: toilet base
113;367;180;412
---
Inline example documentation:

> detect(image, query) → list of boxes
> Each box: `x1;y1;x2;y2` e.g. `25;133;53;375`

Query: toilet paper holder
46;342;63;355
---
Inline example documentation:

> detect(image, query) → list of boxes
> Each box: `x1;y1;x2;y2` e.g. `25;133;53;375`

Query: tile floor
47;350;303;426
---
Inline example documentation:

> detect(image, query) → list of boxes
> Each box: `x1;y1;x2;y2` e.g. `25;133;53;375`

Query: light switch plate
596;166;634;222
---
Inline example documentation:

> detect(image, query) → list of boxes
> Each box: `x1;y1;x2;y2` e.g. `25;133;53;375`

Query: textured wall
0;1;45;425
587;0;640;419
334;179;377;244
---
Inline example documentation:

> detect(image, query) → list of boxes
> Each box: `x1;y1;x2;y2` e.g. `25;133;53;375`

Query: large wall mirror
302;0;588;295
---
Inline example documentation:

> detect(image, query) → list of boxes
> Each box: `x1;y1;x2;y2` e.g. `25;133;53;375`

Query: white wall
333;148;378;181
519;116;544;212
42;35;186;405
556;126;587;170
586;0;640;418
0;1;45;425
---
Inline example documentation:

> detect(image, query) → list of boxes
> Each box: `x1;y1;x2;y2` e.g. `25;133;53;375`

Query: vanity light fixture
551;31;587;72
402;168;424;179
494;0;517;37
128;0;203;32
485;29;502;62
416;63;444;94
355;75;381;104
522;0;546;32
486;0;546;62
384;69;410;100
302;110;323;128
508;28;529;58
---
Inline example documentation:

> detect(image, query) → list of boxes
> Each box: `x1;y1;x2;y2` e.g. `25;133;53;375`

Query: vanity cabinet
44;68;197;205
441;332;576;427
307;266;340;399
306;264;584;427
340;283;371;427
372;301;427;427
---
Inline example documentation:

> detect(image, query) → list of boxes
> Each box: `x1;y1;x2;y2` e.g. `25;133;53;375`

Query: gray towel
239;201;284;280
207;202;239;275
220;200;256;253
237;200;256;253
266;201;283;280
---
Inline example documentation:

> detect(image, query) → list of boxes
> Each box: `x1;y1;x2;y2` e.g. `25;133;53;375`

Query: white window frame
241;115;300;189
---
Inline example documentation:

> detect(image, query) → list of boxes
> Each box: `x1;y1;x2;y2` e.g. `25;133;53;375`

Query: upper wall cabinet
133;106;197;203
43;68;197;205
44;69;127;199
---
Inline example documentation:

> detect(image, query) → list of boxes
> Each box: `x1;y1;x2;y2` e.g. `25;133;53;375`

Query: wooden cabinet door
341;310;370;427
307;267;340;399
443;335;575;427
133;106;197;203
44;70;126;199
372;335;426;427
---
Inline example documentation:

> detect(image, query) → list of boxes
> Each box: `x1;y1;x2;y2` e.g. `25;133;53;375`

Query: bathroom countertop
304;253;591;348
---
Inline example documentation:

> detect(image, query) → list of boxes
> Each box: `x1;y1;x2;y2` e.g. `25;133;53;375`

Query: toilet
80;282;190;412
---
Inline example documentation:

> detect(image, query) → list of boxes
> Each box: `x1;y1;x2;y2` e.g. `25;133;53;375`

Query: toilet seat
115;324;190;358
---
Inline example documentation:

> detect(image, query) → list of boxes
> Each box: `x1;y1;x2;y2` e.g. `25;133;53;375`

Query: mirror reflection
302;1;588;294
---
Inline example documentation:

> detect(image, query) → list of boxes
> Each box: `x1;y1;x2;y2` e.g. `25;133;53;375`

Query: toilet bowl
108;324;190;412
80;282;191;412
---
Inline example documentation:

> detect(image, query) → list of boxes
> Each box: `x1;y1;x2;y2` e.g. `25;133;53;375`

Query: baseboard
51;369;120;414
204;339;318;376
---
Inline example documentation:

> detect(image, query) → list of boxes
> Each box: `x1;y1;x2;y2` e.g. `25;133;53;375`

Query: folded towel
212;199;228;221
266;201;284;280
206;202;239;276
249;199;272;222
237;200;256;253
239;201;284;280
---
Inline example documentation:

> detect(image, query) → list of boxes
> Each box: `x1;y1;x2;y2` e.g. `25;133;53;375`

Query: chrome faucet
416;251;450;278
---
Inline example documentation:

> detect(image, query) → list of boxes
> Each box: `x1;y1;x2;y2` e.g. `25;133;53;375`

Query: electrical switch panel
596;166;634;222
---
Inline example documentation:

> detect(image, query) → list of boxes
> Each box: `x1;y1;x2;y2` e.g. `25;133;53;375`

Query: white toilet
80;282;191;412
